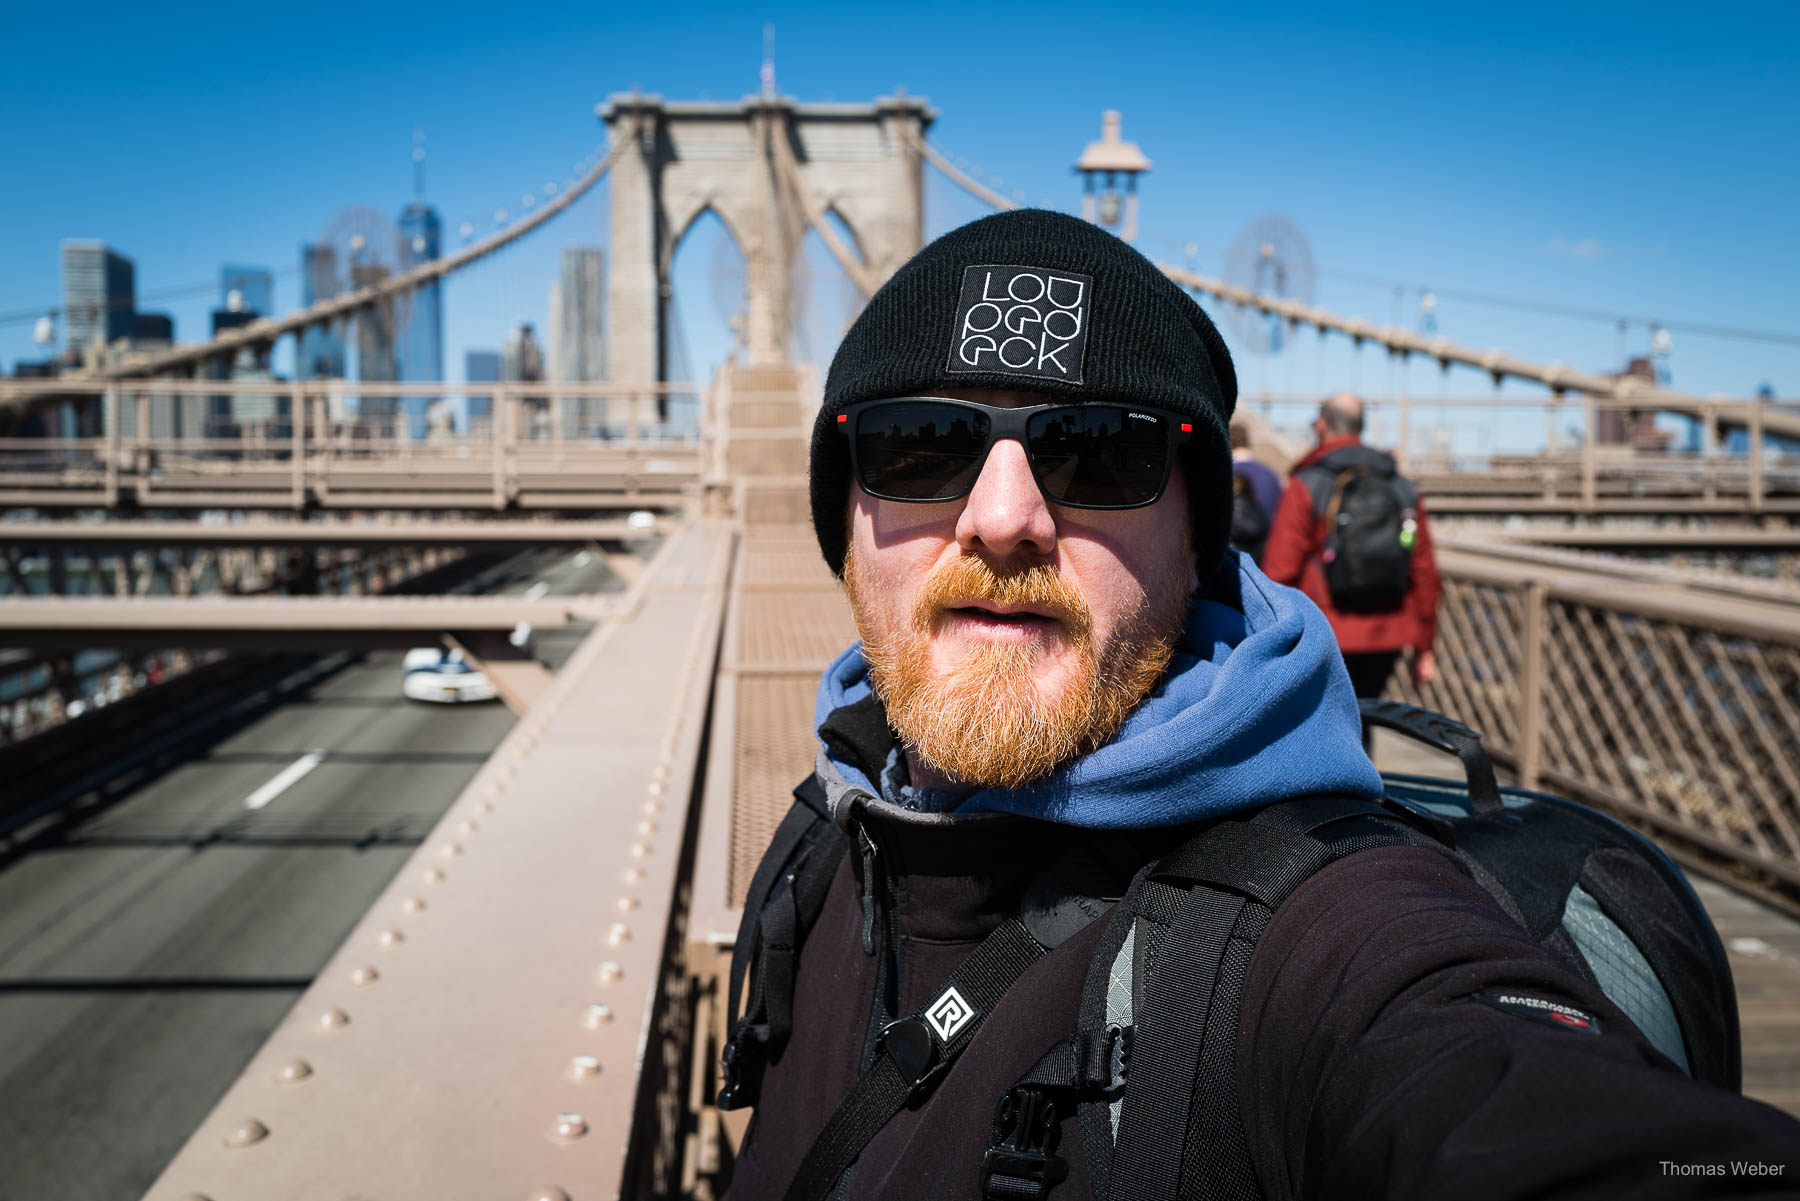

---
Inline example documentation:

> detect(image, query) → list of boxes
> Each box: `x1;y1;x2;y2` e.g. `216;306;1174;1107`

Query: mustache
912;557;1092;638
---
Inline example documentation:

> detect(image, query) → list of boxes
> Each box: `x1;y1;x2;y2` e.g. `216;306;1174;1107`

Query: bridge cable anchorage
769;128;878;299
87;117;644;382
909;131;1791;423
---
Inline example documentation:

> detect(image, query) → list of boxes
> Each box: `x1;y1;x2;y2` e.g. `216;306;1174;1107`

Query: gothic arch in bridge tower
600;92;933;385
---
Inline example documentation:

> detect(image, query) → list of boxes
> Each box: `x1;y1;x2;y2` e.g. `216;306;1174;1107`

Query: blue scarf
813;552;1383;829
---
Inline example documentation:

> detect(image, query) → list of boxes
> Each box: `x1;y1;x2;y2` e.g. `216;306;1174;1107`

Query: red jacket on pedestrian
1261;435;1441;655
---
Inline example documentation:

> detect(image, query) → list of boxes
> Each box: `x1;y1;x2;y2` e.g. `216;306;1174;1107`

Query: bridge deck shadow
1370;729;1800;1118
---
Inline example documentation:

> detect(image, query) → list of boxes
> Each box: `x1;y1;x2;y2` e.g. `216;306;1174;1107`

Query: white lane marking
572;551;591;567
245;750;328;811
1729;937;1778;959
524;581;550;602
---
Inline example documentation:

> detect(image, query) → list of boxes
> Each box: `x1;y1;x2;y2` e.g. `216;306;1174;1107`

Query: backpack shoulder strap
718;776;844;1110
1037;797;1438;1201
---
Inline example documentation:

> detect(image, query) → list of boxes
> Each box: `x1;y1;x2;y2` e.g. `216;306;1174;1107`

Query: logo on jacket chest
947;264;1092;384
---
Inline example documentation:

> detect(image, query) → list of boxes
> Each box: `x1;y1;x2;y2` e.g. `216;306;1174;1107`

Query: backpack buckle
717;1029;768;1111
1101;1022;1132;1092
981;1087;1068;1199
878;1016;948;1105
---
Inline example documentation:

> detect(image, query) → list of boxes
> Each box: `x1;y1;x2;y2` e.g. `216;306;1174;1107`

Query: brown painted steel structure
0;381;704;512
0;595;611;651
0;518;668;549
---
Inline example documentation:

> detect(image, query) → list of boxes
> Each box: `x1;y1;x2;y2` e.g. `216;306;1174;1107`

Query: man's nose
955;438;1057;560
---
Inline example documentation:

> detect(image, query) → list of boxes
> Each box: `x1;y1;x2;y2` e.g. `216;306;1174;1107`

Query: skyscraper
397;200;444;439
465;349;501;431
61;241;135;353
298;244;346;379
219;264;273;317
352;262;400;429
555;247;607;383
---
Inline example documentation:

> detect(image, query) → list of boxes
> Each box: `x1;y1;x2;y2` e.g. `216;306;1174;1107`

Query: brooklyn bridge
1;80;1796;1201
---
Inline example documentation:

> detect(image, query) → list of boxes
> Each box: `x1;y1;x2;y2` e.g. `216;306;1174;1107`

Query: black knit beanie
810;209;1238;576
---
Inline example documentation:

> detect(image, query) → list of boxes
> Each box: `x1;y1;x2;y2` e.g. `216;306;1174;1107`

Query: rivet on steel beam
487;782;506;798
320;1008;350;1029
477;799;496;815
349;965;380;987
440;842;464;858
378;928;405;947
647;780;665;797
650;764;668;784
457;820;478;836
224;1118;270;1148
597;961;623;985
568;1054;602;1080
629;842;651;859
274;1059;313;1084
616;896;639;913
583;1004;614;1028
641;800;661;817
528;1189;572;1201
635;820;656;837
608;923;632;946
402;897;427;914
549;1112;588;1143
422;867;447;885
622;867;645;885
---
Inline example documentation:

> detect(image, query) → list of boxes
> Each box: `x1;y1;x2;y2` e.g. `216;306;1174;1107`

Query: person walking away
1228;422;1281;562
1262;392;1438;703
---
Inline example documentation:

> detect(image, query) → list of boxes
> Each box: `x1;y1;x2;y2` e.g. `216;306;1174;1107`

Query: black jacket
728;723;1800;1199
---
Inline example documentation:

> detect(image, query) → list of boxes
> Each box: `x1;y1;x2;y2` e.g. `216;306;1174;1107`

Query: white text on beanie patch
946;264;1091;384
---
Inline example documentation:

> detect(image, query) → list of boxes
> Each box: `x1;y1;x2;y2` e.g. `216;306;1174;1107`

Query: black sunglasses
837;397;1195;510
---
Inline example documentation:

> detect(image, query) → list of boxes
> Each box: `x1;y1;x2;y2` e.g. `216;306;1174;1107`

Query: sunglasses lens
1026;407;1171;507
854;402;992;500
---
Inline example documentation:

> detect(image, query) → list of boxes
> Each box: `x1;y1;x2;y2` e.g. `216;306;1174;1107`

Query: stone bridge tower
598;92;934;386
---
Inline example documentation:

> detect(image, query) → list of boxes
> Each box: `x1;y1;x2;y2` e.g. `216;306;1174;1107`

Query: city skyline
2;2;1796;413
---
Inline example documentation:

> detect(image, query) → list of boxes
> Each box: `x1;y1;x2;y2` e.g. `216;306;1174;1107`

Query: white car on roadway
401;647;498;704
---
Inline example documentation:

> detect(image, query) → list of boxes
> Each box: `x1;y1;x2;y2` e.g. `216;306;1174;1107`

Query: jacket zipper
857;821;881;956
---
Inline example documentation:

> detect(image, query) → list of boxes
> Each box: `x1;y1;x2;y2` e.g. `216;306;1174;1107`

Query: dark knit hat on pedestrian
810;208;1238;576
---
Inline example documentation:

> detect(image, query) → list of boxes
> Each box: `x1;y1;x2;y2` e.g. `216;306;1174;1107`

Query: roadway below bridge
0;544;628;1201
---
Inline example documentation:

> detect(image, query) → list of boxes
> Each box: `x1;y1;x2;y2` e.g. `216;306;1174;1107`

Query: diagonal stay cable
770;128;878;300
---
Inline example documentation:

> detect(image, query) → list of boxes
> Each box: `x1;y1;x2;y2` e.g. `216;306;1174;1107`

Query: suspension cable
91;119;642;381
910;133;1777;411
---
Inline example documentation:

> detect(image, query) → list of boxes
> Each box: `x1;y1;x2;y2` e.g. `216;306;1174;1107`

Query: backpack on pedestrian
1296;451;1419;613
1228;474;1271;563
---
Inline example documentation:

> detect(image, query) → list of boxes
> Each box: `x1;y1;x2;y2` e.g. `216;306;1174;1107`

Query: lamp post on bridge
1076;110;1151;242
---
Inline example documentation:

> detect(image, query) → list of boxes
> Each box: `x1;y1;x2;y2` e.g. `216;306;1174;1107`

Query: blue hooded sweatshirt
812;552;1384;829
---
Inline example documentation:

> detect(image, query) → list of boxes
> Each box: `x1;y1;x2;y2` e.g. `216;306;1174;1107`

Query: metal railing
0;380;707;510
1398;543;1800;892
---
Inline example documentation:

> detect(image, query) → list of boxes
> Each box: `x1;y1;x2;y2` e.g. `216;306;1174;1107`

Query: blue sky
2;0;1795;449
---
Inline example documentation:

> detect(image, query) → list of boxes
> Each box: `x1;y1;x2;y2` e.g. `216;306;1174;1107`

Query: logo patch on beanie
946;265;1091;384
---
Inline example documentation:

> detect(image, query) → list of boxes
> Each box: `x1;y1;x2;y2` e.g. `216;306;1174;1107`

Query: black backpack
1228;475;1270;563
1297;450;1417;613
719;702;1740;1201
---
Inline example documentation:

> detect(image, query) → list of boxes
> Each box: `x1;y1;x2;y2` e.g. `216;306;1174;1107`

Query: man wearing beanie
720;211;1800;1200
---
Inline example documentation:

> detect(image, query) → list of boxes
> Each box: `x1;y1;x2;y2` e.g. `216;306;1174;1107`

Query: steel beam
142;520;734;1201
0;596;612;652
0;519;671;550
